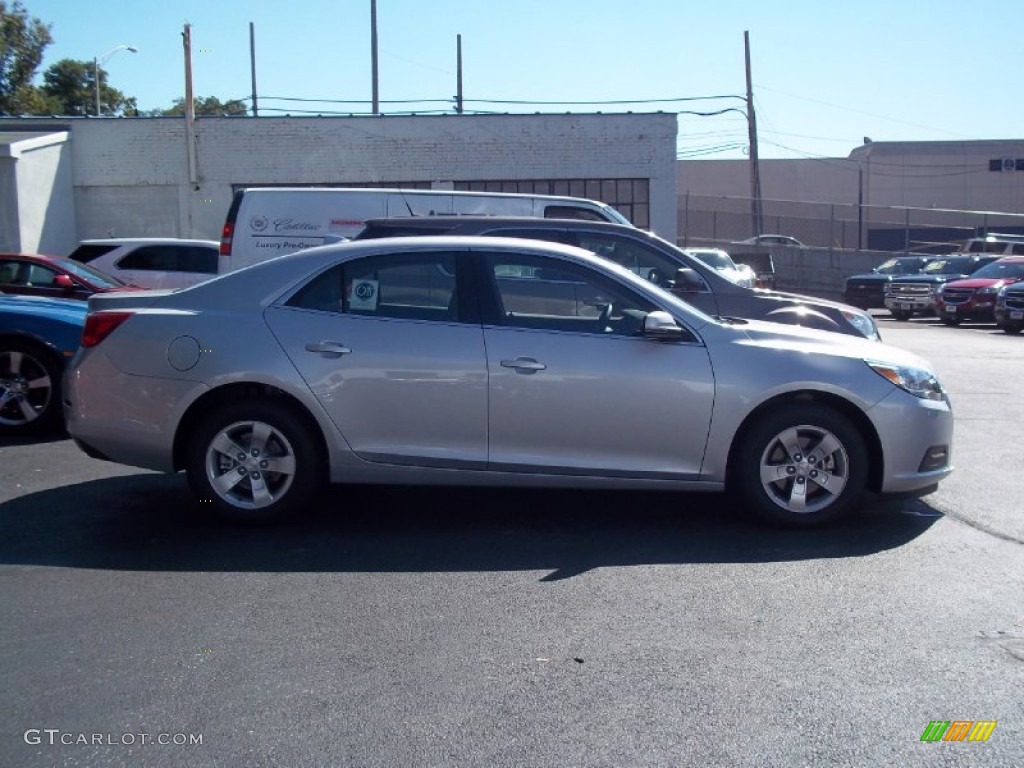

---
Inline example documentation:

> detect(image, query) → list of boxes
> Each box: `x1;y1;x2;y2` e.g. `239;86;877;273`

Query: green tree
41;58;136;116
0;0;53;114
155;95;248;117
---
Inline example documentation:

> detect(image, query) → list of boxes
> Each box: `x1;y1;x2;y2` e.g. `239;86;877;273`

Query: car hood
722;316;930;369
756;288;861;314
0;294;88;322
943;278;1011;290
846;273;892;282
890;273;968;284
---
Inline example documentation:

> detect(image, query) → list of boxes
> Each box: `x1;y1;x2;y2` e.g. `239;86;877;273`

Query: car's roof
362;215;636;233
78;238;219;247
0;252;61;261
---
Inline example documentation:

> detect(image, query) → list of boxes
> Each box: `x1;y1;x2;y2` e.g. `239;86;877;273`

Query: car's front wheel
0;340;62;435
1001;324;1022;335
185;401;323;523
890;310;912;321
735;403;868;527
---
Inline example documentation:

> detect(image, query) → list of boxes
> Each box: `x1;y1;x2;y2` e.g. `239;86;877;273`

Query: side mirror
643;310;684;341
672;267;704;293
54;274;76;292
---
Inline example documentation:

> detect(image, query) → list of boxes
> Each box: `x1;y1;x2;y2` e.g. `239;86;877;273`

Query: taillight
220;220;233;256
82;311;134;347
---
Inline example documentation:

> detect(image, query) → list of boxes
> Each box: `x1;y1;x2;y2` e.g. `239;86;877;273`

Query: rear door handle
305;341;352;358
500;357;546;374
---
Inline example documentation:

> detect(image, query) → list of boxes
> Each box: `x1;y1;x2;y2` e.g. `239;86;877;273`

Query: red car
936;256;1024;325
0;253;138;300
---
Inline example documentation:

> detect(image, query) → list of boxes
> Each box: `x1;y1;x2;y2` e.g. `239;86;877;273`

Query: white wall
28;113;677;242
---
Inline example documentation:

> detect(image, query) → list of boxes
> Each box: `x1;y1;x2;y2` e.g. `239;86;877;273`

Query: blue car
0;295;87;434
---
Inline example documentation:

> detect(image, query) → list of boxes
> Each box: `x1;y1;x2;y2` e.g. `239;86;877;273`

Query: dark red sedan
0;253;139;300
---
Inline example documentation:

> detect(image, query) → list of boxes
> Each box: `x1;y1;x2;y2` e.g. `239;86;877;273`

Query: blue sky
21;0;1021;160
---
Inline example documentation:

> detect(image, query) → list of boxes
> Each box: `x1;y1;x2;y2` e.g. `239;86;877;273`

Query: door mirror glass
673;267;705;292
643;310;684;341
54;274;75;291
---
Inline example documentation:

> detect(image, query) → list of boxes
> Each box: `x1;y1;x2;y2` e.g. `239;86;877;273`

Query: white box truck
219;187;633;271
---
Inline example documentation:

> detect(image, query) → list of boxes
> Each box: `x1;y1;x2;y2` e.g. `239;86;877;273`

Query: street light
94;44;138;116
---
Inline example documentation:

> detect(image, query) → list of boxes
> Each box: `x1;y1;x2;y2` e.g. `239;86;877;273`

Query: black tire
185;400;323;524
941;317;960;326
890;310;912;321
1002;325;1022;336
0;340;63;435
734;403;868;528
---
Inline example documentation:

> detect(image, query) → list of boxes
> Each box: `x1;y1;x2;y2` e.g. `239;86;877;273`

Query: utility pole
744;31;764;237
455;34;463;114
249;22;259;117
182;24;198;191
370;0;379;114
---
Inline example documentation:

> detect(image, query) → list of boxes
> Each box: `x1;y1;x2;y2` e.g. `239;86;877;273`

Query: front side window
288;252;458;322
483;252;655;337
571;232;682;289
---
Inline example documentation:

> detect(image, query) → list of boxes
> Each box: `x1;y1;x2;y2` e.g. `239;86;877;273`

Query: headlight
841;309;880;341
867;360;945;401
977;286;997;295
997;285;1008;298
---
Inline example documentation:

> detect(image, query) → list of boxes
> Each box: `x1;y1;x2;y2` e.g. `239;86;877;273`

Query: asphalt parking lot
1;313;1021;767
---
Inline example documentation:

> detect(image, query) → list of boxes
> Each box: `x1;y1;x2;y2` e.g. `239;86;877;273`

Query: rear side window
288;252;458;323
355;223;451;239
543;205;607;221
68;244;118;264
116;245;218;274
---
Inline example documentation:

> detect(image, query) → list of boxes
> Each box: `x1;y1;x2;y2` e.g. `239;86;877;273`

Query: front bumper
936;297;997;321
869;388;954;495
884;295;935;313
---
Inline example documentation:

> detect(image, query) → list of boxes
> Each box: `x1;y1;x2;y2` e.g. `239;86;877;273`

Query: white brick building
0;113;678;255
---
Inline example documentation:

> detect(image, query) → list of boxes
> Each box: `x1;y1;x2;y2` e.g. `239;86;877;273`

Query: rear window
116;245;218;274
68;244;118;264
355;223;452;240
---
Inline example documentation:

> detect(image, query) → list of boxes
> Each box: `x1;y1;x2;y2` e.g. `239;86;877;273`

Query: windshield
687;250;735;271
52;258;124;287
596;202;634;227
876;258;923;275
923;257;972;274
968;261;1024;280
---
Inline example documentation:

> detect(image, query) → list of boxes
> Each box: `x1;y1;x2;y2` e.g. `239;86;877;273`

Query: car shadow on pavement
0;475;942;581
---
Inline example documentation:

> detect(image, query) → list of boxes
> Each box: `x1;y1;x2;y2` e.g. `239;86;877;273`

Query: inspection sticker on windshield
350;279;379;311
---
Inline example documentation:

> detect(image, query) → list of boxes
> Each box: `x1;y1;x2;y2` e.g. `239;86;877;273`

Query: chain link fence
679;194;1024;253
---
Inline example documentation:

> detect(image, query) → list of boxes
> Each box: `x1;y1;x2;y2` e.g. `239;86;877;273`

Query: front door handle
500;357;546;374
305;341;352;358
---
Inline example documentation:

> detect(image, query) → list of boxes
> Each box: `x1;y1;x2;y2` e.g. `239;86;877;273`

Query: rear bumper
64;348;207;472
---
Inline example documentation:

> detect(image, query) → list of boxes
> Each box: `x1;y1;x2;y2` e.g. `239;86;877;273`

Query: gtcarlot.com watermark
24;729;202;747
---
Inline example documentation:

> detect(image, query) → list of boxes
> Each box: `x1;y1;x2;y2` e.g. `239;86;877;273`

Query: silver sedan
64;237;953;527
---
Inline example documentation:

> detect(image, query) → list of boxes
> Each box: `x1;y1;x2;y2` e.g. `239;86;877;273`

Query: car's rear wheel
735;403;868;527
0;340;62;435
185;401;323;523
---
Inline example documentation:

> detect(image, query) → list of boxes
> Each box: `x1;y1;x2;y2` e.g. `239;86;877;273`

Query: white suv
67;238;220;289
